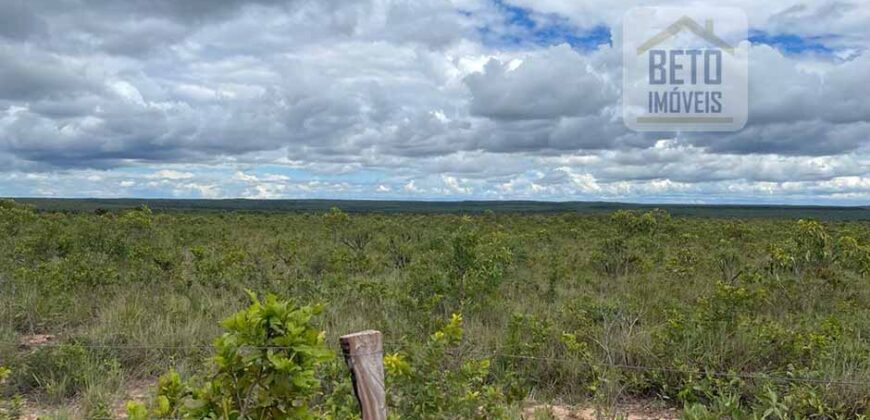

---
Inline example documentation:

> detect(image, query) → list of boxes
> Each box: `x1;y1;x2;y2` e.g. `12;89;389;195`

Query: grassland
1;199;868;418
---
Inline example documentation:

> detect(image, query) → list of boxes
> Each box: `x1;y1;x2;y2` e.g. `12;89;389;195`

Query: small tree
323;207;350;243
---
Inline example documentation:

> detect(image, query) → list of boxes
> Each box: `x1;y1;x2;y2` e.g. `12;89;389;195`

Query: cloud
441;175;472;194
0;0;868;203
150;170;194;180
465;45;617;120
403;180;419;192
0;46;99;101
0;0;46;40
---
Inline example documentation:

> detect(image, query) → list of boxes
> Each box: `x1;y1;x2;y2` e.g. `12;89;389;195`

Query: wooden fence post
340;330;387;420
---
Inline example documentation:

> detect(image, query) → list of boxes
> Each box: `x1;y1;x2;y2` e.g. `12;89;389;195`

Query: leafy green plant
127;291;333;419
714;241;743;282
120;205;154;231
385;313;510;419
755;386;790;419
792;220;833;278
835;235;870;277
590;238;640;277
448;226;512;308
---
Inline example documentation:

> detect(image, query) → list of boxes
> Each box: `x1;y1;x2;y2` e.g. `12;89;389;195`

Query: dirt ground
523;401;681;420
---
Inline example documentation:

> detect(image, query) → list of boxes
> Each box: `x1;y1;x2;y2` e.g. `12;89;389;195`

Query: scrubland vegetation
0;199;868;419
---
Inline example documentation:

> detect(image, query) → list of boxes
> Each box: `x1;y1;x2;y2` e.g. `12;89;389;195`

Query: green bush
384;313;510;419
0;200;36;236
127;291;332;419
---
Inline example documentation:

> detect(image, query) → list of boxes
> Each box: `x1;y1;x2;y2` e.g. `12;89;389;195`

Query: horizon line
7;197;870;209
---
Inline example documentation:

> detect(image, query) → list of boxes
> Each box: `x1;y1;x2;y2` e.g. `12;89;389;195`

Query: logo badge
623;7;748;132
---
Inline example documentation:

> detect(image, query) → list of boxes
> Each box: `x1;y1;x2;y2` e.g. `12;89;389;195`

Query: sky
0;0;869;204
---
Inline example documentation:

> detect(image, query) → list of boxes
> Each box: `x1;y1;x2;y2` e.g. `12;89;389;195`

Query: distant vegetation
0;199;868;418
11;197;870;220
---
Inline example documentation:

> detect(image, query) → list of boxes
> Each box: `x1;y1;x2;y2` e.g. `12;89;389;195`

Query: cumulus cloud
465;45;617;120
0;0;868;203
150;170;194;180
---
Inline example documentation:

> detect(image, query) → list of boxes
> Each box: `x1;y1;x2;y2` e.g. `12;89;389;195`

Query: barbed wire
479;353;870;387
2;342;385;357
4;340;868;388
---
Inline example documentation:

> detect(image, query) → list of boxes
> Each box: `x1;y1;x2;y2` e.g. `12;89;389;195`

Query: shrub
590;238;640;277
385;313;510;419
610;209;670;236
127;291;332;419
120;205;154;231
323;207;350;243
448;226;512;307
793;220;833;276
835;235;870;277
0;200;36;236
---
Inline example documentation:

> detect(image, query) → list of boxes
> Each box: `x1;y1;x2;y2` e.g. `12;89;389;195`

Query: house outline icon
636;16;735;56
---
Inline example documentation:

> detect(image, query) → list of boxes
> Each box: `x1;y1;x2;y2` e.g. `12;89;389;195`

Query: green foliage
610;209;670;236
127;292;333;419
446;225;512;309
792;219;835;279
591;210;671;277
323;207;350;243
120;205;154;230
315;359;359;420
384;314;510;419
836;235;870;277
0;201;868;418
590;237;641;277
498;312;596;398
0;199;36;236
14;343;121;404
0;367;23;420
665;237;699;279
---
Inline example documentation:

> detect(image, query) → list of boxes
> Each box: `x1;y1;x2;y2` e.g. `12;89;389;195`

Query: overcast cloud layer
1;0;869;203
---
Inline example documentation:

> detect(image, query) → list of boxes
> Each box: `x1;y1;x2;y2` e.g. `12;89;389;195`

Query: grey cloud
748;46;870;125
465;45;616;120
0;0;47;40
94;18;189;57
26;95;104;119
37;0;467;60
0;46;99;101
64;0;296;23
766;1;867;48
696;121;870;156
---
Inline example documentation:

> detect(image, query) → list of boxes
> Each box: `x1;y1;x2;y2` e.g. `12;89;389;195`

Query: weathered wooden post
340;330;387;420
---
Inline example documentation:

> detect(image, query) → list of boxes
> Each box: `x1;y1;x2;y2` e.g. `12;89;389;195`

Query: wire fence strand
4;340;868;388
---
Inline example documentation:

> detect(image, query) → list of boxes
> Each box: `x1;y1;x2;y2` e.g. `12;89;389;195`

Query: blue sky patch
478;0;611;50
749;30;835;54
